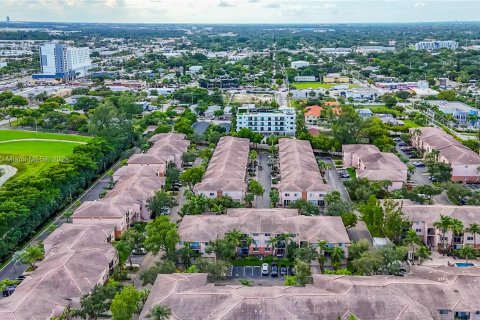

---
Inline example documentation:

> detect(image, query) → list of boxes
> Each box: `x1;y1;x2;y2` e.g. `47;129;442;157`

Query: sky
2;0;480;24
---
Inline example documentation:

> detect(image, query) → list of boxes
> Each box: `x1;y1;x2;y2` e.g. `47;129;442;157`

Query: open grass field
367;105;403;117
291;82;359;89
0;130;92;179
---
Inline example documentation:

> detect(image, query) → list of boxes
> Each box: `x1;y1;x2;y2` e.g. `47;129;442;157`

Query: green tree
426;162;452;183
180;167;205;191
284;275;298;286
415;246;432;265
459;245;476;263
115;239;133;269
244;192;255;208
181;151;197;164
383;200;411;244
140;260;176;286
110;285;142;320
147;190;178;219
289;199;320;216
414;184;443;204
78;284;118;320
317;240;329;273
404;230;422;262
149;305;172;320
248;179;264;197
341;212;358;229
330;246;345;270
20;244;44;270
145;216;180;257
467;223;480;248
359;195;384;237
433;215;453;254
294;258;311;286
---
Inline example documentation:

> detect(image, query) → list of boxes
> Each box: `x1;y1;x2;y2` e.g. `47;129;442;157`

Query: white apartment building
291;60;310;69
33;43;92;80
0;61;6;68
415;41;458;51
236;105;296;136
294;76;316;82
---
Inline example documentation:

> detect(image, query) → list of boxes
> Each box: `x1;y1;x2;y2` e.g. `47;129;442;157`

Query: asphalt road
255;151;272;209
0;160;124;282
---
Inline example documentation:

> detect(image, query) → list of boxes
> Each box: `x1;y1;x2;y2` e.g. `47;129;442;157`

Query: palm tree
274;233;293;256
317;240;329;273
404;230;422;262
244;193;254;208
449;218;464;252
317;160;332;175
466;223;480;249
330;246;345;270
266;236;277;256
433;215;452;254
149;305;172;320
459;246;476;264
415;246;432;265
20;245;44;270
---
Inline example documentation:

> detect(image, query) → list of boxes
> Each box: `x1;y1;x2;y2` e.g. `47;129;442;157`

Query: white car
261;263;269;276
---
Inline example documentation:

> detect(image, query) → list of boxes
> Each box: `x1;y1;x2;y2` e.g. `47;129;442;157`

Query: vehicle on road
258;165;263;170
261;263;269;276
132;247;147;255
280;266;287;276
412;161;425;167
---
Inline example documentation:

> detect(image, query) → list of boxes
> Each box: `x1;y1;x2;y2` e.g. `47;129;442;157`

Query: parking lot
231;265;295;279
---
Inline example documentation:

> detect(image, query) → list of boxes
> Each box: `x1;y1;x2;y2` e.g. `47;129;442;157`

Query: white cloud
414;2;425;7
323;3;337;10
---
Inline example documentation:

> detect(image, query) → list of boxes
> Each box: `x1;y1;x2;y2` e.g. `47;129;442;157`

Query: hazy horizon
2;0;480;25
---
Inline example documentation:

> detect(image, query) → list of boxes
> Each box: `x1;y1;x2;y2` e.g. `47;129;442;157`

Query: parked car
132;247;147;255
340;172;350;178
2;285;16;297
16;275;26;282
261;263;269;276
280;266;287;276
258;165;263;170
413;161;425;167
289;266;295;276
271;265;278;277
183;162;193;168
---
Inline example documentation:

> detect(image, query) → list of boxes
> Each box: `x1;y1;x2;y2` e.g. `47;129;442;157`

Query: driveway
395;140;431;186
255;150;271;209
323;158;351;204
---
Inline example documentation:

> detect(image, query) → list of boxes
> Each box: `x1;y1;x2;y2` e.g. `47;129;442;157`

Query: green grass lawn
367;106;403;117
401;120;421;128
292;82;358;90
346;167;356;179
0;130;92;179
0;130;91;142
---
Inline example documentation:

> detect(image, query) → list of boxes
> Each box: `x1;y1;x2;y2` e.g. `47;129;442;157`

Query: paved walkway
0;165;17;187
0;139;87;144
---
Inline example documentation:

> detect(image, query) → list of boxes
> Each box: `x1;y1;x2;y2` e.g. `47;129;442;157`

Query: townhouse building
276;139;331;207
0;224;117;320
410;127;480;183
194;136;249;201
178;208;350;260
140;267;480;320
343;144;407;190
400;201;480;250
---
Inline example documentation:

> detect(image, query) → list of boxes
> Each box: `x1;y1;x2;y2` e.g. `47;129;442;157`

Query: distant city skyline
2;0;480;24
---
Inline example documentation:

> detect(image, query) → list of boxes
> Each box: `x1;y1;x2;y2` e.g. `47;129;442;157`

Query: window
252;233;259;237
439;310;449;315
209;193;215;196
265;233;271;237
265;247;271;252
285;193;290;197
205;242;209;246
416;229;422;233
253;247;259;252
467;236;474;241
